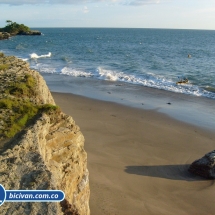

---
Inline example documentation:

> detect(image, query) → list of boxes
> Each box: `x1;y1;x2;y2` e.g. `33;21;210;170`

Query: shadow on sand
125;164;208;181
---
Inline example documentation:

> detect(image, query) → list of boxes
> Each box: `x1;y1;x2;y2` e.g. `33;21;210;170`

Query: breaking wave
30;52;52;59
36;64;215;99
60;67;93;77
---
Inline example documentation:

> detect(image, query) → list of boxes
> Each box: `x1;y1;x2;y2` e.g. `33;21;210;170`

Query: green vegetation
0;52;5;57
0;20;30;35
0;98;14;109
0;97;59;138
0;73;59;138
0;64;9;71
0;98;38;137
39;104;60;112
7;74;36;96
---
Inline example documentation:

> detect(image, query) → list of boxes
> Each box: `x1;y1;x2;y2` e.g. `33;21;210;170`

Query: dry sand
52;92;215;215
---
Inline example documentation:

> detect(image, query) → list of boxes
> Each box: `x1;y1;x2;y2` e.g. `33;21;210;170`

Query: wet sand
52;92;215;215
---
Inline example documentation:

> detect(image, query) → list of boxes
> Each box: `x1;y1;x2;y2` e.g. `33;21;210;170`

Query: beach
52;91;215;215
1;12;215;215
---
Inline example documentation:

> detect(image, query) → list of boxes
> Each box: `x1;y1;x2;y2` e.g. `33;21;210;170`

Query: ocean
1;28;215;129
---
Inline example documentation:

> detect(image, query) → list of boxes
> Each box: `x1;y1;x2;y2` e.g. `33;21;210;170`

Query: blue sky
0;0;215;29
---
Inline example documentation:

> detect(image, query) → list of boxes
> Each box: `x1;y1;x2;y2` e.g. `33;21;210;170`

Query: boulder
189;150;215;179
0;32;10;40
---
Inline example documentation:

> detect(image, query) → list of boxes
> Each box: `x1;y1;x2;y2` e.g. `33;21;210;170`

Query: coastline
1;26;215;214
52;91;215;215
43;73;215;131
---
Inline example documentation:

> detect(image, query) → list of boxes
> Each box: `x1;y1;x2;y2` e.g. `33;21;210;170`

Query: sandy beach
52;92;215;215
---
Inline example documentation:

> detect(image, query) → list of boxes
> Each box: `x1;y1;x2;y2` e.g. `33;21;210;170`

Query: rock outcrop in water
189;150;215;179
0;53;90;214
1;20;41;37
0;31;41;39
0;32;10;40
17;31;42;36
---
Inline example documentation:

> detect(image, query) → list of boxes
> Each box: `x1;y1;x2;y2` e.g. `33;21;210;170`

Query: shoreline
43;73;215;132
52;91;215;215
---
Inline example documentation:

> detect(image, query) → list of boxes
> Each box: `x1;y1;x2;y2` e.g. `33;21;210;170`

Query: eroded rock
189;150;215;179
0;32;10;40
0;54;90;214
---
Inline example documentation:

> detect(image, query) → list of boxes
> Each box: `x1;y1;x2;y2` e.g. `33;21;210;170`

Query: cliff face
0;54;90;214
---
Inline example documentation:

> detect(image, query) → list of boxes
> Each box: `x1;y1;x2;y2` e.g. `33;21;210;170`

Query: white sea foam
60;67;93;77
30;63;57;74
30;52;52;59
28;62;215;99
97;67;121;81
17;56;29;61
39;67;57;74
95;67;215;99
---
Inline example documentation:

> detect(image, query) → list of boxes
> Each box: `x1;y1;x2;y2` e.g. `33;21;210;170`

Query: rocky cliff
0;54;90;214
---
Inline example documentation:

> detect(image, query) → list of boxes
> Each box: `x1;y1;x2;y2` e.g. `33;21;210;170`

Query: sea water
0;28;215;129
1;28;215;99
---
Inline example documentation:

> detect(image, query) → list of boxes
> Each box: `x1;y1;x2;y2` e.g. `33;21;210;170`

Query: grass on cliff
0;97;59;138
0;73;59;138
7;74;36;96
0;64;9;71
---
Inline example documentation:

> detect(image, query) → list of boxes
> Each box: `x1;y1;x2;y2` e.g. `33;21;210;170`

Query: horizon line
30;27;215;31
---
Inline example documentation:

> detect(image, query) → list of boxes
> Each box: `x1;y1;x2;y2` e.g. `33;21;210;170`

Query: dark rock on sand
189;150;215;179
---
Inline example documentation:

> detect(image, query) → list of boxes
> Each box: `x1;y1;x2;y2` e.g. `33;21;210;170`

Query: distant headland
0;20;41;40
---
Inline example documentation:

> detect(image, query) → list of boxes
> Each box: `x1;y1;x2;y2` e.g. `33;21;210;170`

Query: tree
6;20;12;25
2;20;30;35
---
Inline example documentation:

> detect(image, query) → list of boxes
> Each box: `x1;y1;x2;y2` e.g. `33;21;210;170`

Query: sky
0;0;215;30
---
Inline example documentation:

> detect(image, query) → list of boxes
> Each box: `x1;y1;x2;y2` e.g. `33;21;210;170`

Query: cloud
0;0;95;5
83;6;89;13
196;7;215;14
0;0;168;5
123;0;171;6
0;0;48;5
